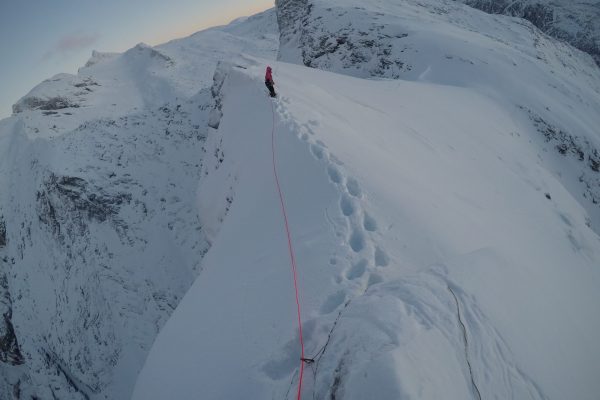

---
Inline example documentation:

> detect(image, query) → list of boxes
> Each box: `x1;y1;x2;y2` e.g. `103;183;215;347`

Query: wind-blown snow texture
2;1;600;399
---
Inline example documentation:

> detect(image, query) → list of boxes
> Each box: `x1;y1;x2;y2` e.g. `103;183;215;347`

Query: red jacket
265;66;273;83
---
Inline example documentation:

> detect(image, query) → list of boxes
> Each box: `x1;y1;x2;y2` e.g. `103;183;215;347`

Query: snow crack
448;285;482;400
0;217;5;248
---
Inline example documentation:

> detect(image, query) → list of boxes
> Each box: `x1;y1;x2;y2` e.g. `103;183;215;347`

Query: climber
265;66;277;97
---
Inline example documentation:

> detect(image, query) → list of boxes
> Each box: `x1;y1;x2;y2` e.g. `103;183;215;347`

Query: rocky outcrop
12;96;79;114
520;105;600;206
36;174;132;244
0;275;22;366
207;62;231;129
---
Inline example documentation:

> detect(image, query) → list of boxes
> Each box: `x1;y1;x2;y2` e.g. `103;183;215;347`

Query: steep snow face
275;0;600;234
0;9;278;400
0;104;209;400
133;57;600;399
455;0;600;67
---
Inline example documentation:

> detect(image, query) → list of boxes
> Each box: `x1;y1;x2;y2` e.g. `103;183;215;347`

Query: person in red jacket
265;66;276;97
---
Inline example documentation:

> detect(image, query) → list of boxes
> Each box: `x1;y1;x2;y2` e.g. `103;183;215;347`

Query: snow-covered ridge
12;74;99;114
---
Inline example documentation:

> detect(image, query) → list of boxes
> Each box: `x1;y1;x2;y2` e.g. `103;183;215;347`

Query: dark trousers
265;80;276;97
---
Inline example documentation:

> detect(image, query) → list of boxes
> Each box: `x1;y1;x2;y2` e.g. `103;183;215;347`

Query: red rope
270;99;306;400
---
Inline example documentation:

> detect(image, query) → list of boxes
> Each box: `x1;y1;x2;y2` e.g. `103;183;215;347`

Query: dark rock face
12;96;79;114
275;0;310;47
520;105;600;206
0;275;23;366
36;174;132;244
457;0;600;67
0;218;5;248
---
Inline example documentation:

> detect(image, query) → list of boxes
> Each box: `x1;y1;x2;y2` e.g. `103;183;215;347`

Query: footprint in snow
328;165;344;184
340;194;355;217
367;272;383;288
349;229;366;253
346;177;362;197
345;259;368;280
374;246;389;267
310;143;327;160
363;212;377;232
320;290;347;314
303;125;316;136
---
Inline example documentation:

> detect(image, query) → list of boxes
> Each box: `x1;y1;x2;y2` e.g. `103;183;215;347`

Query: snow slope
276;0;600;233
455;0;600;67
0;9;278;400
133;55;600;399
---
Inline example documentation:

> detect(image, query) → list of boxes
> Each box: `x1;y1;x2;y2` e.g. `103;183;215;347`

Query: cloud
43;31;100;60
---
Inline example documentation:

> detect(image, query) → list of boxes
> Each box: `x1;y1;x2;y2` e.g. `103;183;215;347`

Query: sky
0;0;274;120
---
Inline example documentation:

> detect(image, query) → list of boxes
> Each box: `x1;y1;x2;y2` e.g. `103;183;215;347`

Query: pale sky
0;0;274;120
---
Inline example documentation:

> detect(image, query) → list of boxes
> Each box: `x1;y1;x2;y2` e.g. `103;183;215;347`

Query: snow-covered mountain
1;1;600;399
455;0;600;67
0;10;278;400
